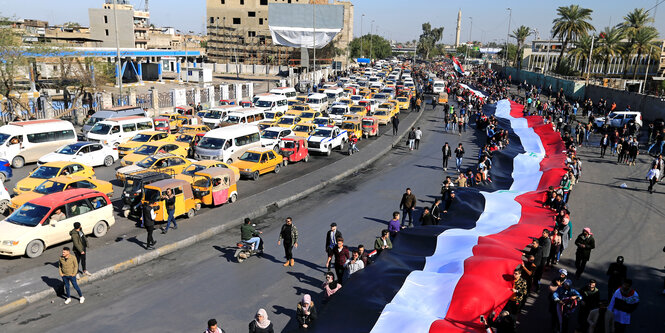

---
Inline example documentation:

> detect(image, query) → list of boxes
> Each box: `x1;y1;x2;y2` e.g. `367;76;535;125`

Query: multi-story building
206;0;353;66
89;0;150;49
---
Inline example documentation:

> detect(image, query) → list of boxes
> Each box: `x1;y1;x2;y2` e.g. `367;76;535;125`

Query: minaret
455;10;461;47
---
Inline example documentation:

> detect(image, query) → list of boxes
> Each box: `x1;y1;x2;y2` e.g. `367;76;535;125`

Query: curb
0;109;426;317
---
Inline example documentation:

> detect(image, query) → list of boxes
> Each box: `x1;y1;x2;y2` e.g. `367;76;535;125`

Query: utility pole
112;0;123;102
466;17;473;66
313;3;316;74
585;35;595;85
370;20;374;61
642;45;653;94
505;8;512;66
360;14;364;58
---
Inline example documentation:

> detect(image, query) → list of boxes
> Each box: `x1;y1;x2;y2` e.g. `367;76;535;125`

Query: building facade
89;1;150;49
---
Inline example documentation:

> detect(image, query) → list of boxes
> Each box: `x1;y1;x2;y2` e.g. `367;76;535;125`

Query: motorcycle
234;236;264;263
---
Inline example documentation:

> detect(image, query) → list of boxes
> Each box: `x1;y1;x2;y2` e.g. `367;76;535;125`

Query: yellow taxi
337;98;354;107
10;176;114;212
160;113;182;133
116;153;191;181
14;162;95;195
275;116;302;129
295;96;308;104
340;119;363;140
265;110;285;122
231;147;284;181
288;104;312;113
118;131;175;158
349;105;368;117
175;160;240;183
179;124;210;134
387;100;401;116
396;96;411;110
299;110;322;123
258;121;277;131
358;88;370;98
120;142;191;166
373;106;394;125
291;123;317;138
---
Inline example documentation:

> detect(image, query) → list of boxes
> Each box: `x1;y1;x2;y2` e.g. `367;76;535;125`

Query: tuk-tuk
191;168;238;206
279;136;309;164
438;92;449;104
362;117;379;138
153;117;171;133
341;119;363;140
142;178;199;221
176;114;203;126
175;106;195;115
121;171;172;218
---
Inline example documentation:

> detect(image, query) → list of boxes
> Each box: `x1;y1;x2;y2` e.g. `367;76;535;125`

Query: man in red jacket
326;237;350;283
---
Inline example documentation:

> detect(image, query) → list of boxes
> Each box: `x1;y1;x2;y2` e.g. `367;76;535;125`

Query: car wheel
0;199;8;215
283;159;288;167
273;145;280;153
304;154;309;163
104;155;114;167
229;193;237;203
0;172;6;183
326;147;332;156
93;221;108;237
226;159;233;164
187;208;196;218
11;156;24;169
123;209;130;218
339;141;346;151
25;239;44;258
274;164;281;174
252;171;260;181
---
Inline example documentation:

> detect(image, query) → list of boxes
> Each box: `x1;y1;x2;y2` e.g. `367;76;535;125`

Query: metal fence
158;91;174;108
185;89;195;105
214;86;221;102
201;89;209;104
136;93;153;109
112;94;130;107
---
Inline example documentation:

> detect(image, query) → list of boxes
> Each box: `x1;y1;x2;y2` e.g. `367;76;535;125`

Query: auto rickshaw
362;117;379;138
175;106;195;115
341;119;363;140
142;178;199;221
191;168;238;207
153;117;171;133
121;171;172;218
279;136;309;164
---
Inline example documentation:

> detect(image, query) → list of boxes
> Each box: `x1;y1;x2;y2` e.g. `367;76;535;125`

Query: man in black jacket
142;202;156;249
419;207;435;226
442;142;452;171
431;199;442;225
574;227;596;279
533;229;551;287
600;134;610;158
325;223;342;256
392;115;400;135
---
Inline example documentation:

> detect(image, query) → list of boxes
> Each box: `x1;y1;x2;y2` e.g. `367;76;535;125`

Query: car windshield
34;180;67;194
123;178;140;192
0;133;10;145
226;116;241;123
6;203;50;227
278;118;295;125
374;111;388;116
350;107;365;113
374;94;388;100
301;112;316;119
265;112;277;119
313;119;328;125
608;113;618;118
90;123;111;135
204;111;223;119
283;141;296;149
379;104;392;109
312;129;332;137
398;98;408;102
306;98;321;104
137;156;158;168
198;137;225;149
135;145;159;155
330;108;346;115
132;134;153;142
326;93;337;99
182;164;207;176
85;117;103;126
31;166;61;179
293;125;311;132
362;120;374;126
55;144;81;155
239;152;261;162
154;120;169;128
291;106;307;111
255;100;273;108
143;188;161;203
177;134;193;143
350;96;362;101
341;123;355;130
261;130;280;139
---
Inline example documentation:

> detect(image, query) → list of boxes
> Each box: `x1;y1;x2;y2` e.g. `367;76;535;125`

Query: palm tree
595;26;624;75
618;8;654;78
567;34;594;76
510;25;532;68
629;26;660;79
552;4;595;71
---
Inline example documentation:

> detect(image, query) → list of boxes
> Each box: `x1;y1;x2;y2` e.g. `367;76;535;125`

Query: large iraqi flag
313;99;567;332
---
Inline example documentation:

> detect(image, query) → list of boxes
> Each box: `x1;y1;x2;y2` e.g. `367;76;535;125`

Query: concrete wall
89;8;135;48
211;63;288;75
504;67;586;100
585;85;665;121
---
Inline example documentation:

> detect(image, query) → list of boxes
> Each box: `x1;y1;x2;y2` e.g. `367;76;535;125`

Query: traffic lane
0;111;402;277
0;105;483;332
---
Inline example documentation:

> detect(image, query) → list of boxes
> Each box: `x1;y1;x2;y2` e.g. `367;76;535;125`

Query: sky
1;0;664;45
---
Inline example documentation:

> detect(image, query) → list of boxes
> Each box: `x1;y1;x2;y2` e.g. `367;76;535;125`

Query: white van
202;105;243;129
195;124;262;163
269;87;298;101
433;80;446;93
255;94;288;113
306;93;329;112
324;87;345;104
86;116;154;147
220;108;266;127
0;119;77;168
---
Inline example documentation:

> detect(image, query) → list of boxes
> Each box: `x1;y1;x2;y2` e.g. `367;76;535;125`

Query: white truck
306;126;348;156
329;104;350;126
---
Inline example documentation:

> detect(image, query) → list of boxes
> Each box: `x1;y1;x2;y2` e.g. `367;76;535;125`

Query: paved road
0;114;395;278
0;101;482;332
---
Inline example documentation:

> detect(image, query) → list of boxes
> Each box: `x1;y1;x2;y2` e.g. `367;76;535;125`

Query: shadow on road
40;275;62;297
287;271;323;289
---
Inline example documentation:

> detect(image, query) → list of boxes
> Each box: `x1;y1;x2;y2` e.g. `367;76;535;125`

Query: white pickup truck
306;126;348;156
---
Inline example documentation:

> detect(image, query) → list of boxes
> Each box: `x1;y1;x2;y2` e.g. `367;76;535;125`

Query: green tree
617;8;655;78
510;25;532;68
567;34;595;77
596;26;624;75
348;34;392;59
0;19;31;116
552;4;595;71
629;27;660;79
417;22;444;59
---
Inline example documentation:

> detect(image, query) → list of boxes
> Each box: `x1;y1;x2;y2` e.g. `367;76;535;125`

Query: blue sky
1;0;664;44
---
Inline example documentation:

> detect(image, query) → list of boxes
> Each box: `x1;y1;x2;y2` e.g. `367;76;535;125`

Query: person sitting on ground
296;294;317;329
322;271;342;299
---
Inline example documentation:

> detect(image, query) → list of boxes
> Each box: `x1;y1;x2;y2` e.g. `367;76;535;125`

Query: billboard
268;3;344;49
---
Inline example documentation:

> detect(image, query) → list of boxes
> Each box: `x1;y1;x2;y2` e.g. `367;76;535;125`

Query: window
104;15;108;24
220;0;225;3
172;186;183;195
67;199;93;217
233;18;241;25
111;126;120;134
122;123;137;133
90;196;108;209
240;0;244;4
105;29;109;36
248;12;256;17
248;31;256;37
260;0;268;5
67;180;96;190
137;121;152;131
210;17;214;24
259;18;264;25
78;145;91;154
89;144;103;152
168;157;185;166
26;130;75;143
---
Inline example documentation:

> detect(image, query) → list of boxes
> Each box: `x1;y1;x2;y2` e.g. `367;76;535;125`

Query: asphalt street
0;101;482;332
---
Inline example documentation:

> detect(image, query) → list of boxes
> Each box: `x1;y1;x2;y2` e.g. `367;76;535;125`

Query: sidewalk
0;108;426;316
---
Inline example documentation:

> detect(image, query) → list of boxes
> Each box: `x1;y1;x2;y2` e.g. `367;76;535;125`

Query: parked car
10;176;114;212
38;142;118;167
593;111;643;130
231;147;284;180
117;131;174;158
0;189;115;258
120;142;190;166
14;162;95;195
0;159;12;182
116;153;191;182
306;126;348;156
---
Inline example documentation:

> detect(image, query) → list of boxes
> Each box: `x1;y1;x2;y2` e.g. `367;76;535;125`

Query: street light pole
313;3;317;74
642;45;653;94
112;0;123;101
585;35;595;85
505;8;512;66
370;20;374;61
360;14;364;58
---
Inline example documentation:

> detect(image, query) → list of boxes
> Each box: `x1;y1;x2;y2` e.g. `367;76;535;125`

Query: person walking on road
608;279;639;333
204;318;226;333
431;198;442;225
296;294;317;329
414;127;422;150
325;223;342;256
142;202;157;249
606;256;627;299
374;229;393;255
59;247;84;304
326;237;350;283
248;309;274;333
646;164;660;194
388;212;402;239
241;218;262;253
392;115;400;135
442;142;452;171
574;227;596;279
600;134;610;158
344;250;365;279
587;300;614;333
407;128;416;150
161;188;177;234
277;217;298;267
454;143;465;172
70;222;90;276
399;188;416;228
577;279;600;332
